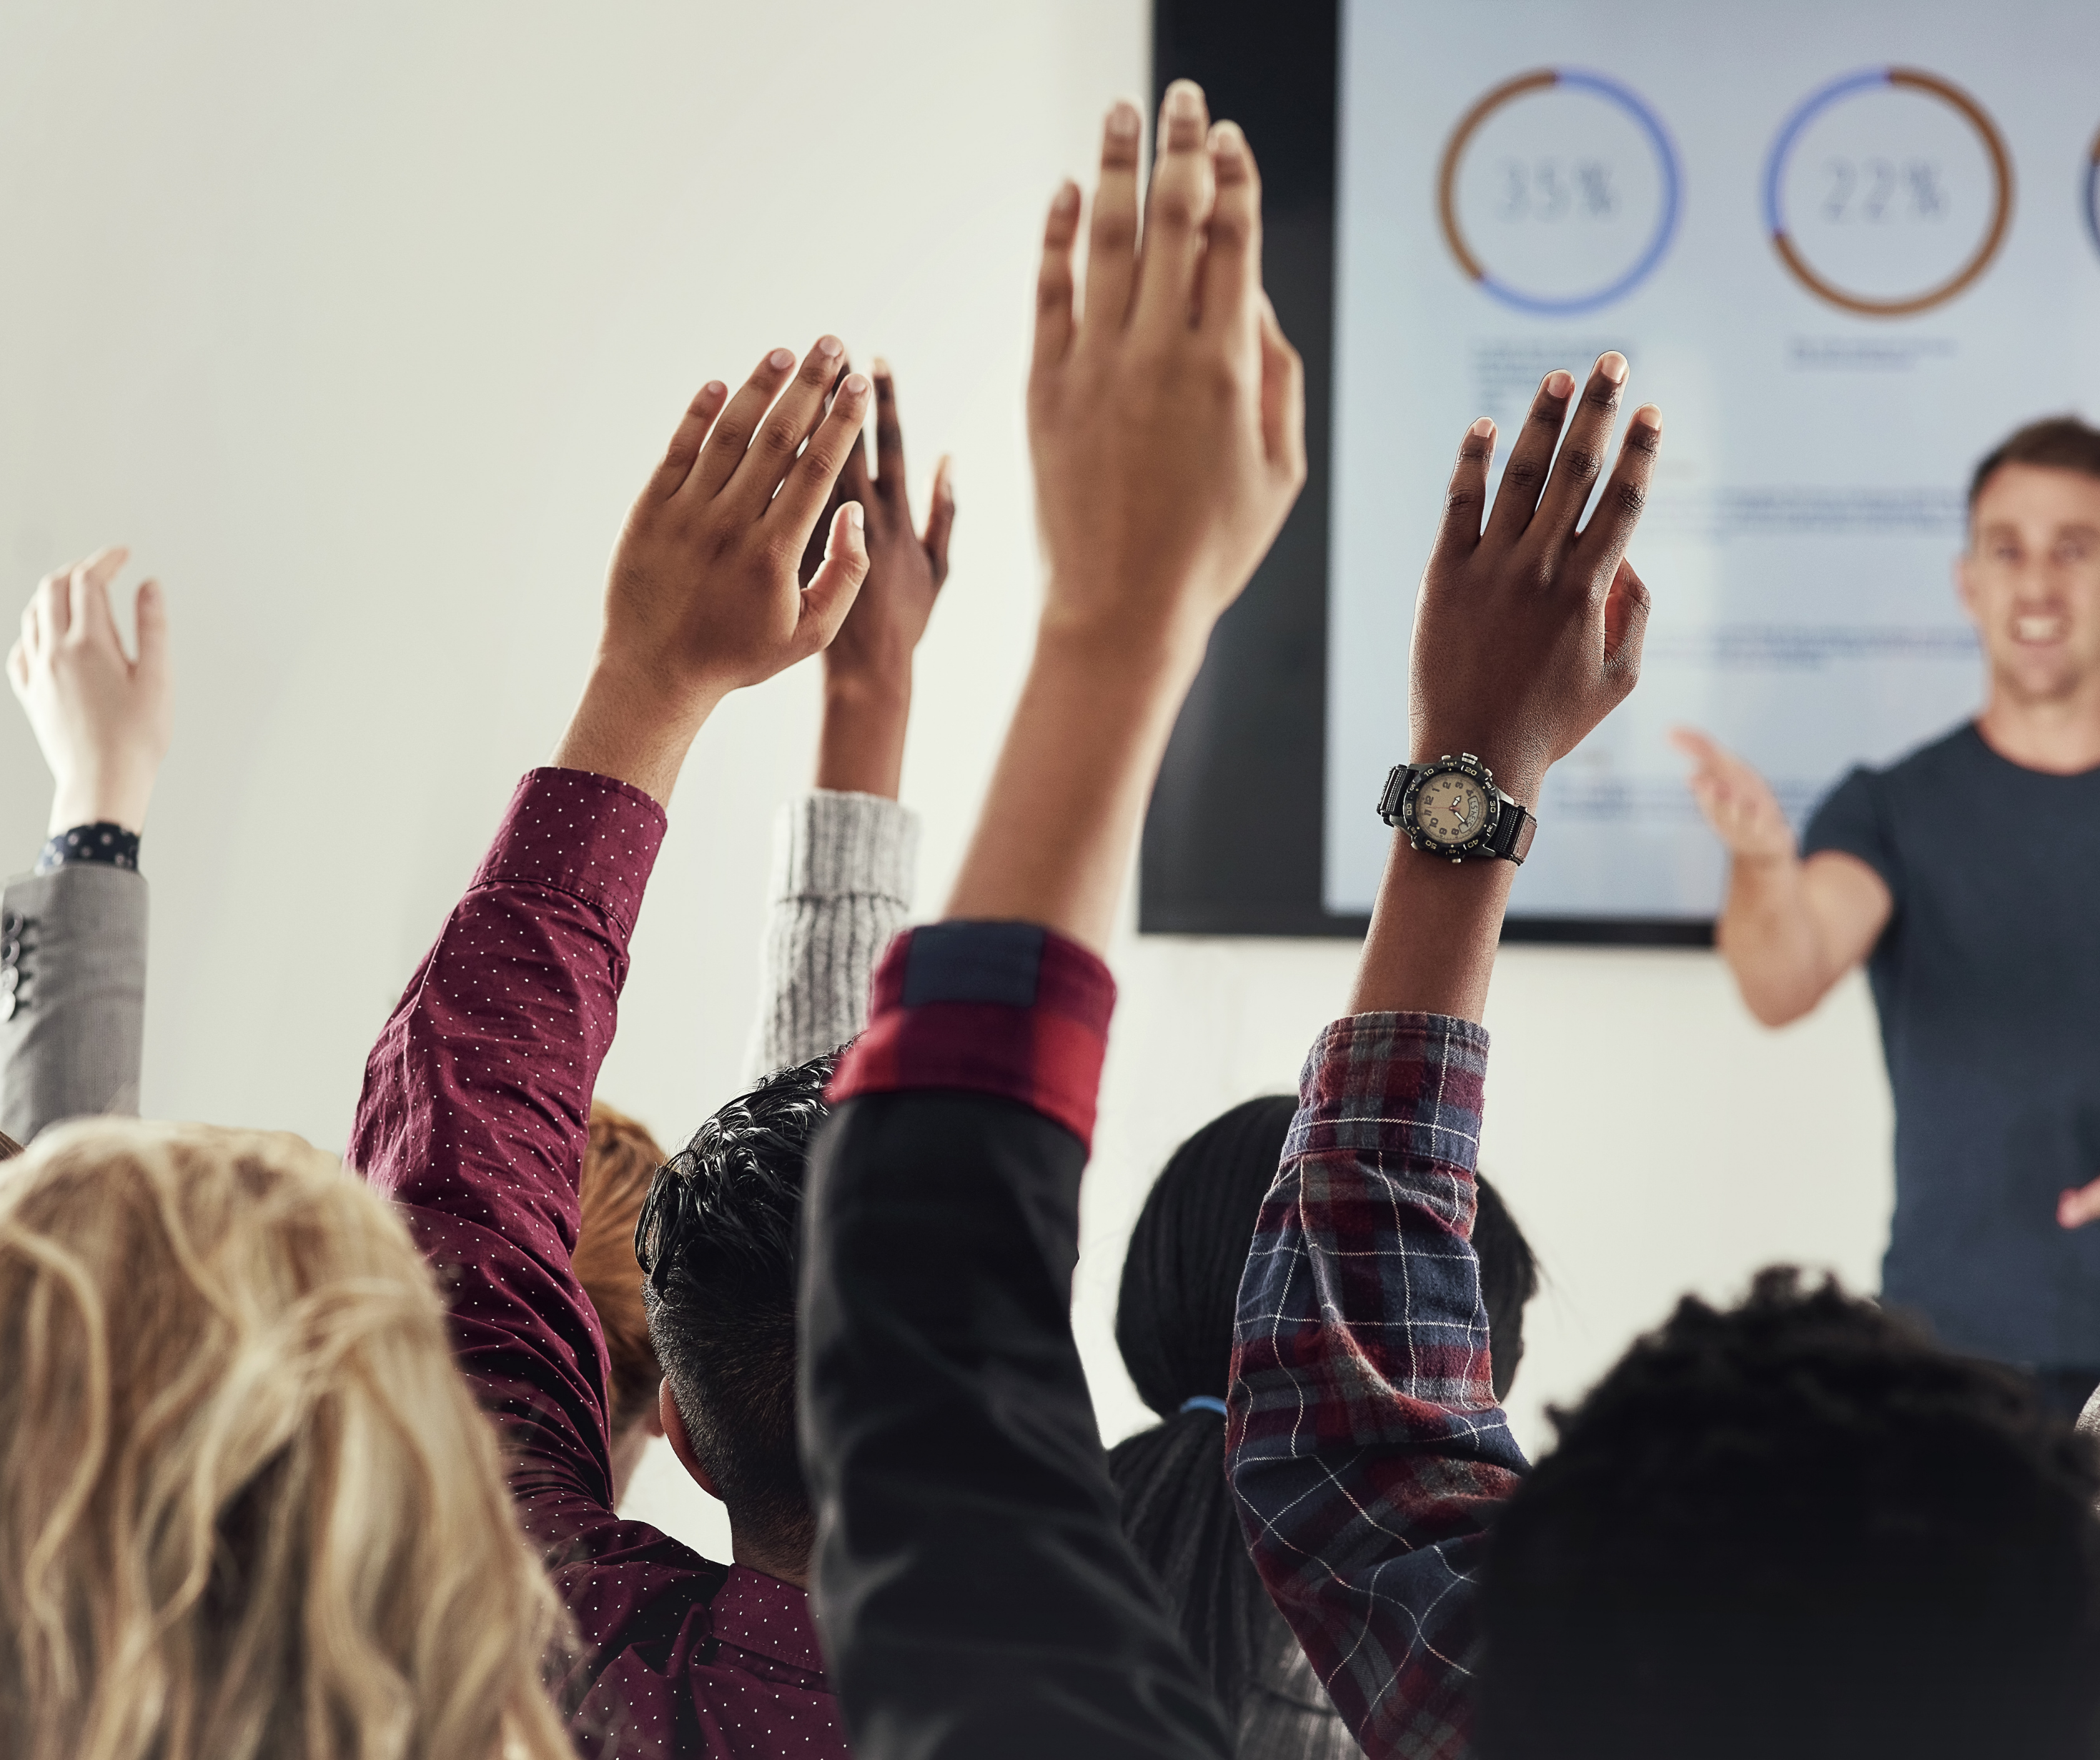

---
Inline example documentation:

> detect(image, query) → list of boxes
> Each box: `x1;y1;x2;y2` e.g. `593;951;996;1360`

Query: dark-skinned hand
1410;352;1660;803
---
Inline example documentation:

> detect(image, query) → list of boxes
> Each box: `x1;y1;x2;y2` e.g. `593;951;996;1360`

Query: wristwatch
1377;752;1537;865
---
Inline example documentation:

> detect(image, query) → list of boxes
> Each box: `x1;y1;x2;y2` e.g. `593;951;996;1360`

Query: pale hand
6;547;172;836
1028;81;1306;664
1670;727;1796;865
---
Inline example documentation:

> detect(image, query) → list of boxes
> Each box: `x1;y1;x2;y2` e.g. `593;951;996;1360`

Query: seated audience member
1109;1099;1538;1756
3;547;167;1141
797;81;1307;1759
1225;364;2100;1756
0;1120;575;1758
575;1099;672;1502
347;342;950;1758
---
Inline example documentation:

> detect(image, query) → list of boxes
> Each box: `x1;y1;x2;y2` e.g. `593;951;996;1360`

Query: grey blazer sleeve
743;791;917;1082
1;863;149;1143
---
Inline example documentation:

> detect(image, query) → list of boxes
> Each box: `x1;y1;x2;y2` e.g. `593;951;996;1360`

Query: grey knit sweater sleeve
743;790;918;1082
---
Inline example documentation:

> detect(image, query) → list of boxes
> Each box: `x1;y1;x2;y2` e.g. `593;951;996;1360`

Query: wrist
552;655;720;807
816;667;911;799
1405;737;1546;810
1034;605;1207;696
49;770;156;839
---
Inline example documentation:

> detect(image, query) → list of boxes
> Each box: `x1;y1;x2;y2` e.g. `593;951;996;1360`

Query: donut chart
1437;68;1681;316
1763;67;2011;317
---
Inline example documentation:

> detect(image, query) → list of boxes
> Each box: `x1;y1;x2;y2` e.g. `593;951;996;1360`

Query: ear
658;1378;719;1501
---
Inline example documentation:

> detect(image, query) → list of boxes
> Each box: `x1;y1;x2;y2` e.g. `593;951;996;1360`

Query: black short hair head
635;1052;836;1565
1477;1268;2100;1760
1969;414;2100;509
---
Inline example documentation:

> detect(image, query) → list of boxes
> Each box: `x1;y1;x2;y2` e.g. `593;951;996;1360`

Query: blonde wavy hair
0;1119;575;1760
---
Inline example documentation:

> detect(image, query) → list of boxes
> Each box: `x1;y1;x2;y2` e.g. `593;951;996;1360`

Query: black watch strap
1487;797;1537;865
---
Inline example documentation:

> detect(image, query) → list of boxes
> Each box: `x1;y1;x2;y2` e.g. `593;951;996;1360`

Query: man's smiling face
1959;461;2100;707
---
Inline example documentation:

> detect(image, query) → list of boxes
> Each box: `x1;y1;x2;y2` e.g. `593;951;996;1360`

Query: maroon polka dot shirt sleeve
346;767;851;1759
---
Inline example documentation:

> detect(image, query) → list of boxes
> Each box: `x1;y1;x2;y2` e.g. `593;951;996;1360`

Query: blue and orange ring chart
1763;67;2012;318
1436;68;1681;317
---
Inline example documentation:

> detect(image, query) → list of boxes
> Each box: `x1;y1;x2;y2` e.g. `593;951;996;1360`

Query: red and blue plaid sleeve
827;920;1116;1147
1227;1012;1527;1760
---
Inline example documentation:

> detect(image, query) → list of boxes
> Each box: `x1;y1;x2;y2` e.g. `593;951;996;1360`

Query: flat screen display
1140;0;2100;938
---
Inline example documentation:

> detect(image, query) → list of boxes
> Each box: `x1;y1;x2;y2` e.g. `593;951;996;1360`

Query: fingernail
1210;119;1244;149
1166;79;1204;119
705;380;726;397
847;502;864;531
768;347;795;371
1052;180;1081;214
1469;416;1495;438
1633;403;1663;433
1545;371;1574;398
1107;101;1140;139
816;335;843;360
1598;351;1628;384
872;355;891;379
843;372;870;397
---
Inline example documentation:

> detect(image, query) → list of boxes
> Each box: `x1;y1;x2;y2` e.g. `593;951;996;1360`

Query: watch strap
1487;798;1537;865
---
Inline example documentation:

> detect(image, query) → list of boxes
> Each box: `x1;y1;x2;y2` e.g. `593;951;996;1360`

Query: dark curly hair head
1477;1268;2100;1760
635;1051;837;1568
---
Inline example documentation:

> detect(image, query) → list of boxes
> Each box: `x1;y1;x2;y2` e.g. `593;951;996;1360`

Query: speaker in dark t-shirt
1803;721;2100;1367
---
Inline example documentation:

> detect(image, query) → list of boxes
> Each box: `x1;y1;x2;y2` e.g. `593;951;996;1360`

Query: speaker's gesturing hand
1028;80;1306;666
1410;354;1660;805
1669;727;1797;865
557;338;873;802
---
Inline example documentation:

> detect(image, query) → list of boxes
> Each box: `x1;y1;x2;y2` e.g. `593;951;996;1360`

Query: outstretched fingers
1482;370;1575;547
650;382;731;499
1429;417;1497;571
1258;298;1305;482
1079;101;1144;343
133;579;169;682
1198;119;1262;339
1033;182;1082;372
1575;403;1663;588
725;336;849;514
1531;353;1627;550
1131;80;1215;338
767;372;874;545
871;361;909;511
69;546;129;647
684;347;801;503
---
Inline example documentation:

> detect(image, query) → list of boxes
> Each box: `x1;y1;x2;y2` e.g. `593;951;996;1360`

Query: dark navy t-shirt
1803;722;2100;1366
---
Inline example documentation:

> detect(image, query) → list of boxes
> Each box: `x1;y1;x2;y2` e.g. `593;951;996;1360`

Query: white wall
0;0;1897;1561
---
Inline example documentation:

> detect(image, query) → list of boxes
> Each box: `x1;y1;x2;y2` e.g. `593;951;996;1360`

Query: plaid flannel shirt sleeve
1227;1011;1528;1760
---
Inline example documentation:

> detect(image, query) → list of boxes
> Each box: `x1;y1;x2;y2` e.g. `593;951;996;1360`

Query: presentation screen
1140;1;2100;940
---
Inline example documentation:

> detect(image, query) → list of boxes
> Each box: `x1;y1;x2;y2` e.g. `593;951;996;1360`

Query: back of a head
1477;1268;2100;1760
575;1099;668;1435
0;1119;571;1760
637;1052;836;1568
1111;1096;1299;1723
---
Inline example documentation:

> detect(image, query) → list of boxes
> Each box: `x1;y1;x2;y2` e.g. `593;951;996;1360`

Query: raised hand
1670;727;1796;864
555;339;873;803
1411;355;1660;805
1028;81;1306;659
798;359;955;798
943;81;1307;950
6;547;172;837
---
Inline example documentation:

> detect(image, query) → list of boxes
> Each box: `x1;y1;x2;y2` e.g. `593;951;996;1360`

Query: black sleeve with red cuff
800;920;1231;1760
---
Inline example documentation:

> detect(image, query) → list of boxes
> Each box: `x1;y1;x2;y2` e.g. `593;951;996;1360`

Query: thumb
134;579;169;679
800;503;870;652
1602;557;1650;688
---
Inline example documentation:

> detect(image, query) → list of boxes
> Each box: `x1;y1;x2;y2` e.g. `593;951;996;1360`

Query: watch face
1414;770;1490;847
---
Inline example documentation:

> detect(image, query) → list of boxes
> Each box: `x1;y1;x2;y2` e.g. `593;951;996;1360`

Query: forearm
816;667;911;799
550;655;719;808
946;622;1200;954
1714;854;1837;1025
